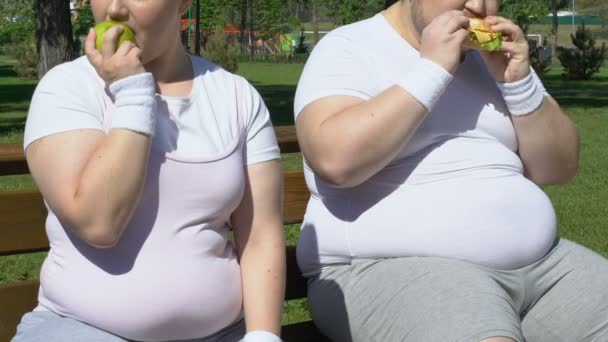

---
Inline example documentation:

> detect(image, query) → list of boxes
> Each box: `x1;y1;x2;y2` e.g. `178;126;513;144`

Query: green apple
93;20;136;54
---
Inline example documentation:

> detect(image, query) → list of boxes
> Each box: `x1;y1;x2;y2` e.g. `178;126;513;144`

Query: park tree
35;0;77;78
500;0;548;34
549;0;570;58
558;22;606;80
0;0;35;48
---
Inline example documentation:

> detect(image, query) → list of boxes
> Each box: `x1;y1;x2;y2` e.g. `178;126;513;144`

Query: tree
558;23;606;80
198;0;225;49
257;0;289;40
35;0;77;78
549;0;570;59
0;0;35;49
500;0;548;34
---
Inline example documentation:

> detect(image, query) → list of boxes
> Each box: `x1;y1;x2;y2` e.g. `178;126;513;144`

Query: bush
294;30;309;55
557;23;607;80
9;39;37;79
202;28;239;73
530;46;551;78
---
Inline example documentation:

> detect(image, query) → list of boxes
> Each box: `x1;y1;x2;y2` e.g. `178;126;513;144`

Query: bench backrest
0;126;309;342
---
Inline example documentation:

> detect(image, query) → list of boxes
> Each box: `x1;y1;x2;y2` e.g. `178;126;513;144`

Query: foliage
199;0;226;34
530;46;552;78
72;2;95;37
558;23;607;80
203;27;239;73
500;0;548;34
9;38;37;78
257;0;290;39
0;0;35;50
294;30;308;54
324;0;383;25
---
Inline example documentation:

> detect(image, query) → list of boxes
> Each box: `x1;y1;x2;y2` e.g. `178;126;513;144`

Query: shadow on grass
555;94;608;108
0;116;26;137
0;83;36;106
254;84;296;126
543;73;608;92
0;65;17;78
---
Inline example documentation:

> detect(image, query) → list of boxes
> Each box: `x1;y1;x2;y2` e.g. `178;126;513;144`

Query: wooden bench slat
274;126;300;154
0;191;48;256
0;280;39;342
0;144;29;176
283;170;309;225
0;126;300;177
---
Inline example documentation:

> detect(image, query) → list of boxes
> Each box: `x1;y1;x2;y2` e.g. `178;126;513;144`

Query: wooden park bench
0;125;329;342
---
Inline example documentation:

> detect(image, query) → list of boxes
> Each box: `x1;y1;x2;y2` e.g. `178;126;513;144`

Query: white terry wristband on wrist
396;58;453;111
496;70;545;117
108;73;157;136
241;330;283;342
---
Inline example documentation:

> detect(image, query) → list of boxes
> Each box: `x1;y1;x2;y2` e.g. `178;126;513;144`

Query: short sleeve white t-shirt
294;13;557;275
25;55;279;165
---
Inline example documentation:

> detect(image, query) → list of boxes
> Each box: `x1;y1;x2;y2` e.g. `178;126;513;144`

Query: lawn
1;56;607;326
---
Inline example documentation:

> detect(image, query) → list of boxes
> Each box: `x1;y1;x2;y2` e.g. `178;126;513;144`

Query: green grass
237;62;303;126
1;57;608;326
543;66;608;93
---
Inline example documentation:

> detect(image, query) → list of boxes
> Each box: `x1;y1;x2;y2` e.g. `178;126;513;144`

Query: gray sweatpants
308;238;608;342
11;311;246;342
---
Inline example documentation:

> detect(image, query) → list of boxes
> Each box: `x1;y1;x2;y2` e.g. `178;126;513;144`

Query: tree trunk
249;0;255;61
36;0;77;79
551;4;559;59
312;3;320;44
239;0;247;53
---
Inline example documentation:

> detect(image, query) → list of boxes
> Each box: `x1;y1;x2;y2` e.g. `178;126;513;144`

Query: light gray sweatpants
308;238;608;342
11;311;246;342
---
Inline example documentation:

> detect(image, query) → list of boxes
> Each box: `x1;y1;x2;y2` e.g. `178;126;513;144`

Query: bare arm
25;26;153;248
26;129;152;248
297;11;470;188
297;89;427;188
480;16;579;185
232;160;285;337
513;96;579;184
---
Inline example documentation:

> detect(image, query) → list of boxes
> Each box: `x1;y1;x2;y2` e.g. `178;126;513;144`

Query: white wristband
108;73;157;136
241;330;283;342
496;70;545;117
396;58;453;111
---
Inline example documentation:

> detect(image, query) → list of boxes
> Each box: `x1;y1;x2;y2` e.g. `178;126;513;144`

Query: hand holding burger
471;16;531;83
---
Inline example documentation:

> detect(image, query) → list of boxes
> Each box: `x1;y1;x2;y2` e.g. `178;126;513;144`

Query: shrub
9;39;37;79
557;23;607;80
530;46;552;78
202;28;239;73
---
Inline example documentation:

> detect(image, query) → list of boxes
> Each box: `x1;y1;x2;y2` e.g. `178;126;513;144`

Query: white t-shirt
23;55;280;341
294;13;557;276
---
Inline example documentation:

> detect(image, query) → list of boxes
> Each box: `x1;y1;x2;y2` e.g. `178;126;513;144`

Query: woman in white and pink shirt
13;1;285;342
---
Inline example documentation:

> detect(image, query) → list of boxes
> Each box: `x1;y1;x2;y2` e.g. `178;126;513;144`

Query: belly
352;173;557;269
301;171;557;272
38;249;242;341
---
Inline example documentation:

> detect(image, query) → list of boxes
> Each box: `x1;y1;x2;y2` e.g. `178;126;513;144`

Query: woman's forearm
240;231;286;336
513;96;579;185
67;130;152;247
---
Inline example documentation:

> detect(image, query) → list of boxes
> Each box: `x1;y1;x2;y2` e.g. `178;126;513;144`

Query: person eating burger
292;0;607;341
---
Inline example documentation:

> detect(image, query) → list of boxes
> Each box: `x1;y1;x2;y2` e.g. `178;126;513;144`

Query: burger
466;18;503;52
